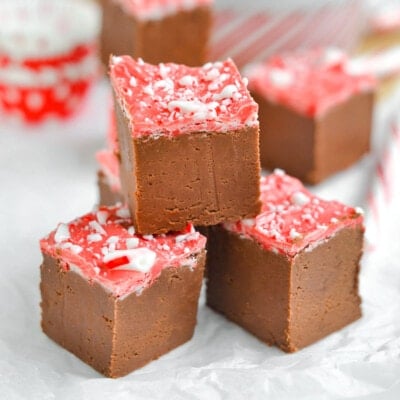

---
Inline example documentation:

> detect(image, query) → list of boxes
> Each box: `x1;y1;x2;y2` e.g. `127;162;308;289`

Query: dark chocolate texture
115;101;261;235
206;225;362;352
99;0;211;67
254;91;374;184
41;251;205;378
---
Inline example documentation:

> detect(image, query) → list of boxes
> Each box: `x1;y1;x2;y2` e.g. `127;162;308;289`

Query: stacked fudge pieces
98;0;213;66
40;49;367;378
40;56;262;377
109;56;261;233
94;54;366;357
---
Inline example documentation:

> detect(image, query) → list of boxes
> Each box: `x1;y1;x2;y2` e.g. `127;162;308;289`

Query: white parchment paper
2;0;400;392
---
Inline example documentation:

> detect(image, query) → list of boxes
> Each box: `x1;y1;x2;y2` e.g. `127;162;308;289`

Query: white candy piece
289;228;302;240
179;75;197;87
355;207;364;215
213;84;239;101
167;100;205;114
269;69;294;87
142;234;154;241
103;248;156;273
88;233;102;242
323;47;345;66
274;168;285;176
290;191;310;206
54;223;70;243
89;220;106;235
126;238;139;249
106;236;119;244
116;208;130;219
242;218;255;227
96;210;109;225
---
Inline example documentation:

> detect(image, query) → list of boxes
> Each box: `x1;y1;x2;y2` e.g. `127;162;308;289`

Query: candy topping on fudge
224;170;364;257
113;0;213;20
110;56;258;137
246;48;376;117
40;205;206;297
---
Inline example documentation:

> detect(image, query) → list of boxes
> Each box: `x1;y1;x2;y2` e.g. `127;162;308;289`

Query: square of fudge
99;0;212;67
110;56;261;234
40;205;206;378
247;48;376;184
206;169;364;352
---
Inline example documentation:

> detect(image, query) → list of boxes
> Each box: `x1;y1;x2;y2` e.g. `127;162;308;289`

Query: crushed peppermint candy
110;57;259;138
126;237;139;249
246;48;376;117
54;223;70;243
224;170;364;257
40;205;206;297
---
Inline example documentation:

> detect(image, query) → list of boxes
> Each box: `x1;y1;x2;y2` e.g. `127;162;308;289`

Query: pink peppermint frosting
113;0;212;20
40;205;206;298
110;56;259;137
247;48;376;117
224;170;364;258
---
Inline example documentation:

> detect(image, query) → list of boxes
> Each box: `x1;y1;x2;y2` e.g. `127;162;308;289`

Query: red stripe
273;7;329;53
211;13;270;60
232;12;302;68
301;6;339;48
213;9;236;28
337;0;362;50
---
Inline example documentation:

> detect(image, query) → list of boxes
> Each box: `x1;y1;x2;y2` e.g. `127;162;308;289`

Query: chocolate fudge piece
40;205;206;378
98;0;212;67
110;56;261;234
247;48;376;184
206;169;364;352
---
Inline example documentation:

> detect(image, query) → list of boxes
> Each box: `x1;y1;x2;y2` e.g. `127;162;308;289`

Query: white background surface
2;0;400;393
1;75;400;399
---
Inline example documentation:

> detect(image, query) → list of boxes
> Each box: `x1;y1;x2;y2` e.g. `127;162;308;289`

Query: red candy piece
103;255;130;269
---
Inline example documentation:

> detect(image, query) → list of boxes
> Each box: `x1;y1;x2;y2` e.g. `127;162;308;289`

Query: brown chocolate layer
97;171;123;206
254;91;374;184
99;0;211;67
115;101;261;235
40;251;205;378
98;0;135;68
206;225;362;352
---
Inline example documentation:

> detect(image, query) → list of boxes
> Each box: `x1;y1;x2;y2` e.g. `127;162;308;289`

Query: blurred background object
0;0;101;124
211;0;367;69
